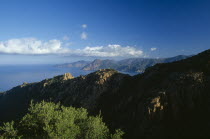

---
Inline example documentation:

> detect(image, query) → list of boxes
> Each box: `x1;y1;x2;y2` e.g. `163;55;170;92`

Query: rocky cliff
0;50;209;138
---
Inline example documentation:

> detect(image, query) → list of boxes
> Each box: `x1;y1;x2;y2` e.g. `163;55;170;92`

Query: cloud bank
0;38;143;57
0;38;69;54
74;45;143;57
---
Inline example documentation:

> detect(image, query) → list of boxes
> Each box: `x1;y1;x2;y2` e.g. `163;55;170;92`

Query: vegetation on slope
0;101;123;139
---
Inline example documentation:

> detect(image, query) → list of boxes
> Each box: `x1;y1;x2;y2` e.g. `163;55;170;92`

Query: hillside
0;50;210;138
0;70;128;122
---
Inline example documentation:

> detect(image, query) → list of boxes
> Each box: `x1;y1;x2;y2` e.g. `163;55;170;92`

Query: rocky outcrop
0;69;128;122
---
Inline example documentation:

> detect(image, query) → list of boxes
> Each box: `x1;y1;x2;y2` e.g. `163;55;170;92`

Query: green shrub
0;101;123;139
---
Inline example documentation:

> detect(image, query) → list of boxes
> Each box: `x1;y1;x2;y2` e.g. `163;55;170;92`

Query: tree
0;101;123;139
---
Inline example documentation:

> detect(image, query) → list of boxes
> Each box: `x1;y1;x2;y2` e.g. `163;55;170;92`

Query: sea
0;65;137;92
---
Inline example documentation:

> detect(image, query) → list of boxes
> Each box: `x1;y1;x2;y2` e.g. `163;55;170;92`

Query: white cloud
72;44;143;57
0;38;143;57
150;47;157;51
0;38;69;54
80;32;87;40
62;36;70;41
81;24;87;29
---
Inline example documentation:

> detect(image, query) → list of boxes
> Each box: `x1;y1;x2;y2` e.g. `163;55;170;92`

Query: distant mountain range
55;60;91;68
0;50;210;138
56;55;189;73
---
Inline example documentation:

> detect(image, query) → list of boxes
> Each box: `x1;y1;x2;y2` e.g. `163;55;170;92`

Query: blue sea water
0;65;138;92
0;65;93;92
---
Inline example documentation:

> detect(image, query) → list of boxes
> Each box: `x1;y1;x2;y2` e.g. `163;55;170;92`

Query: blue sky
0;0;210;64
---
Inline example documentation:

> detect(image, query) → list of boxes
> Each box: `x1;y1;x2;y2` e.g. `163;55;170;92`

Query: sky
0;0;210;64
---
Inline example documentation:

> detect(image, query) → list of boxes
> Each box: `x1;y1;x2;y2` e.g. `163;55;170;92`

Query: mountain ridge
55;55;189;73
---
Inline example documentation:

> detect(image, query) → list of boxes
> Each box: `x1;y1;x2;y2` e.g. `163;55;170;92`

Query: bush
0;101;123;139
